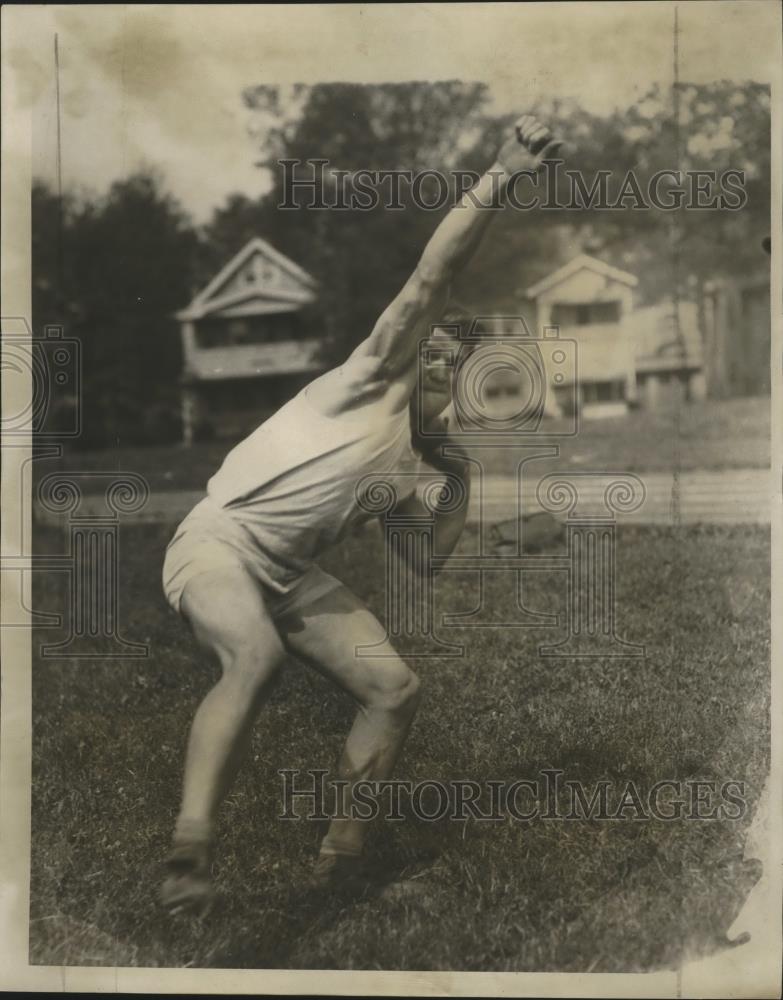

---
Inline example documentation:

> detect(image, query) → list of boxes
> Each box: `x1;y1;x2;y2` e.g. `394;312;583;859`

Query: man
160;115;563;913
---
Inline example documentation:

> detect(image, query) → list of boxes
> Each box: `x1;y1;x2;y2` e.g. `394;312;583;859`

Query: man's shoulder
305;350;411;417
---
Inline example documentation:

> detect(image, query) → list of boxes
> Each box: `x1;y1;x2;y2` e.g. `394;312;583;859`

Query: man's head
415;303;472;429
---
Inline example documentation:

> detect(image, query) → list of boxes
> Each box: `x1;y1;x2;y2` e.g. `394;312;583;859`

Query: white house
176;238;322;444
525;254;707;419
525;254;639;419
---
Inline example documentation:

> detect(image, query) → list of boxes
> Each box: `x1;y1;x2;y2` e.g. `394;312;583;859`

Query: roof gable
182;238;317;319
525;254;638;298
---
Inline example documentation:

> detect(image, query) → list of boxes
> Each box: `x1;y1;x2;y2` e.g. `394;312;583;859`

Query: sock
318;833;363;859
173;816;215;847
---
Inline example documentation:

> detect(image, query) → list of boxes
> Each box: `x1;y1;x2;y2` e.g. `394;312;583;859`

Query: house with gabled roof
523;253;708;418
525;254;639;419
176;238;322;444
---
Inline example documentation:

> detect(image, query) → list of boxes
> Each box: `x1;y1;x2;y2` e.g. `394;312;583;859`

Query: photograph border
2;4;781;995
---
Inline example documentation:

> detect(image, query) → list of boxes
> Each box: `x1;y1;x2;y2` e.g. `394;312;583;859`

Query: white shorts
162;497;341;619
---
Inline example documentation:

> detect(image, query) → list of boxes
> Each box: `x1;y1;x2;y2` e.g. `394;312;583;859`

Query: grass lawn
28;519;770;971
42;396;770;491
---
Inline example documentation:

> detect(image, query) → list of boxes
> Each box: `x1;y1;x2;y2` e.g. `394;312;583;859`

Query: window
227;320;249;344
194;313;304;348
483;369;522;399
582;380;625;403
194;321;228;348
551;301;621;326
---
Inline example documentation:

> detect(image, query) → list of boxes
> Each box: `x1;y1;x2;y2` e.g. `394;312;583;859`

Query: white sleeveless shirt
206;356;421;590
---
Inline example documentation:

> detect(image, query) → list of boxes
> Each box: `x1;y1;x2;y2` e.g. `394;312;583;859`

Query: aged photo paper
2;3;781;996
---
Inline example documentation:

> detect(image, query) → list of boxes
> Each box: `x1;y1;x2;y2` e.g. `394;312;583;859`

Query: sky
10;2;781;221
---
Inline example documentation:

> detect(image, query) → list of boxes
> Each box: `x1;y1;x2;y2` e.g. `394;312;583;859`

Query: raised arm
355;115;563;380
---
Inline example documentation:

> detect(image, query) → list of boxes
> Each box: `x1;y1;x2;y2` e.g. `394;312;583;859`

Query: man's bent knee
218;637;285;698
365;662;422;716
399;670;422;716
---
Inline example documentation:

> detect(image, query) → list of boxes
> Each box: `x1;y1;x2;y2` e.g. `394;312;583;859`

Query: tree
233;80;769;355
32;172;200;448
32;80;769;449
234;82;493;361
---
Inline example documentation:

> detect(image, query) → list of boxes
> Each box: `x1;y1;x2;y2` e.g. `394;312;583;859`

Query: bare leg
162;567;285;911
279;584;421;862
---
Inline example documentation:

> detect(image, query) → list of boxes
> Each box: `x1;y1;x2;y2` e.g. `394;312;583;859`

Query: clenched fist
496;114;565;175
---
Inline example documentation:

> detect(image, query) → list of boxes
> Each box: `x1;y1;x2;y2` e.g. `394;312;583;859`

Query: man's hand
496;114;564;176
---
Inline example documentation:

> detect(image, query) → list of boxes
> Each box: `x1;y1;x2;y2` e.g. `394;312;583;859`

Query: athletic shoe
159;840;215;916
307;851;370;896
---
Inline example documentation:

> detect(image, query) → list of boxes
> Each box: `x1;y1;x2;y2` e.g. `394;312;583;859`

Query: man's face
419;328;457;427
